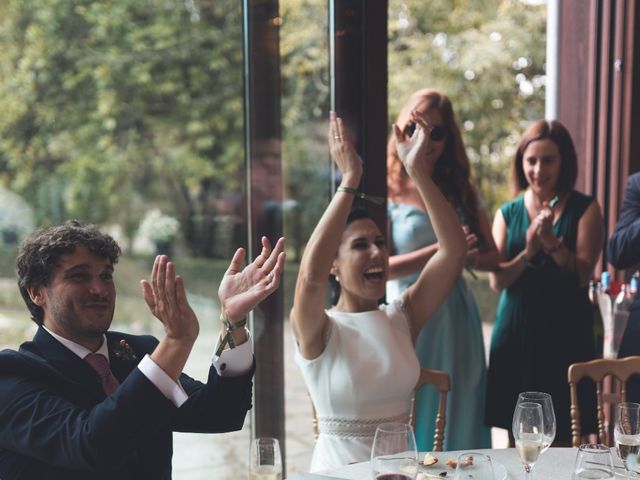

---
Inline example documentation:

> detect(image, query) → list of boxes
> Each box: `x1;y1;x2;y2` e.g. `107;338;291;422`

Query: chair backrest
412;367;451;452
308;367;451;450
568;355;640;447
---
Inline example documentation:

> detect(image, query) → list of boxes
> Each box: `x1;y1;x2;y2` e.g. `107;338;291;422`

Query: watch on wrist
216;313;248;356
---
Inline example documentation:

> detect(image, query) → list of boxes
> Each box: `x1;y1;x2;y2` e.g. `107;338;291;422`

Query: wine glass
370;422;418;480
572;443;615;479
517;391;556;453
249;437;282;480
453;452;494;480
615;402;640;479
513;401;544;479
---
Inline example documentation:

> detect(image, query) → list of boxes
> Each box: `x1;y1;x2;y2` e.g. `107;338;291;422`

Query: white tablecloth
316;447;627;479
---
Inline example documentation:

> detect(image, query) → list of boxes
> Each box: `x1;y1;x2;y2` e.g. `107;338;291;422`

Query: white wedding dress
294;300;420;472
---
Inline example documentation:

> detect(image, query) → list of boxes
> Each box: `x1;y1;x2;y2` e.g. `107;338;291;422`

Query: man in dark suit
607;172;640;401
0;221;285;479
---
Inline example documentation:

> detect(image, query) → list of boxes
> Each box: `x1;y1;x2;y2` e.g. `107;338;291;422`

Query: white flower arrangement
137;209;180;244
0;188;35;246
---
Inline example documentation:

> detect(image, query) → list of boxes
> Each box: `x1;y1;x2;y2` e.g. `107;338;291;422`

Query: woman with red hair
387;89;498;450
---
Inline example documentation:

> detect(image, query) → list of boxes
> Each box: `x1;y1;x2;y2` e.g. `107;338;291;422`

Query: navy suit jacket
607;172;640;271
607;171;640;326
0;327;254;479
607;173;640;401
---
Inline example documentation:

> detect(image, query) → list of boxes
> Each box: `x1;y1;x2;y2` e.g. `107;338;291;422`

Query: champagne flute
517;391;556;453
615;402;640;479
513;402;544;479
249;437;282;480
572;443;615;479
370;422;418;480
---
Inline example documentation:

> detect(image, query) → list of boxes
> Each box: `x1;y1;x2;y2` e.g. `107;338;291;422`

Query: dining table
295;447;628;479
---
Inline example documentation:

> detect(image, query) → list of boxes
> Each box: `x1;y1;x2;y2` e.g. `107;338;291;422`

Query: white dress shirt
43;326;253;408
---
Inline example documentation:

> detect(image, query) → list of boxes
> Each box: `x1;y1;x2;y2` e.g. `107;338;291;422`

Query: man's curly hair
15;220;121;325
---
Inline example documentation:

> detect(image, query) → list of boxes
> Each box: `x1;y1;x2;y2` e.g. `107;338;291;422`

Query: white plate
418;459;508;479
492;460;508;480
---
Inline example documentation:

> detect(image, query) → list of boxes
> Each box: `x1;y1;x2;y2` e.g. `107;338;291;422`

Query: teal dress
485;192;597;442
387;202;491;451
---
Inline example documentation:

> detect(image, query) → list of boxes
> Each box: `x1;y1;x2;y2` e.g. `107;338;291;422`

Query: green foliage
277;0;547;252
0;0;546;258
0;0;245;254
280;0;332;256
388;0;546;216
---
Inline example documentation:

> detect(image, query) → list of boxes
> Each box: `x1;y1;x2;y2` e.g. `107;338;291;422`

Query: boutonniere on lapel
112;339;138;361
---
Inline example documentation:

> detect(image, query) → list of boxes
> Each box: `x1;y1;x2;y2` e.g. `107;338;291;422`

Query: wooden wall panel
332;0;388;233
243;0;286;461
556;0;640;274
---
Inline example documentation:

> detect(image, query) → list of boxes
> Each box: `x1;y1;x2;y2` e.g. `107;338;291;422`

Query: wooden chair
309;367;451;451
411;367;450;452
568;355;640;447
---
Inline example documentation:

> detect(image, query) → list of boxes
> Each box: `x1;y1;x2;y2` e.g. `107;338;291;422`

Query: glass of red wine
370;422;418;480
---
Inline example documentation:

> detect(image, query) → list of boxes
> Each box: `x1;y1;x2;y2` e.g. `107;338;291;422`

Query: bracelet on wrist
336;186;384;205
215;313;247;356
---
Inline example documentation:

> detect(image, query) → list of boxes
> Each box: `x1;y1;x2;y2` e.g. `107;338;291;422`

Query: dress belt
317;412;410;438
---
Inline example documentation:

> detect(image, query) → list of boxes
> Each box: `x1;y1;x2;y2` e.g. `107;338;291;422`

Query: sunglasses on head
404;122;447;142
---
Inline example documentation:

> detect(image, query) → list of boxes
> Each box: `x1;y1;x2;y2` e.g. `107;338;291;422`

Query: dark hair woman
291;111;467;471
486;119;604;444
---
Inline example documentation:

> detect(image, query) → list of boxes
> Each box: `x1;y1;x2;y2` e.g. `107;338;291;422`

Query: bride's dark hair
329;208;376;305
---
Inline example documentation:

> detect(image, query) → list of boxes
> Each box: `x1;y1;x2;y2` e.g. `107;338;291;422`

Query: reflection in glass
280;0;329;472
0;0;248;476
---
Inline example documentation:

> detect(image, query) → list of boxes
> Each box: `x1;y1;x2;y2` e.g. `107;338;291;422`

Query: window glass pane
280;0;330;474
0;0;248;477
0;0;549;476
388;0;547;447
388;0;547;222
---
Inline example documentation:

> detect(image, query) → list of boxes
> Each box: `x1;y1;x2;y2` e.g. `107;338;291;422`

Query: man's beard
46;291;114;339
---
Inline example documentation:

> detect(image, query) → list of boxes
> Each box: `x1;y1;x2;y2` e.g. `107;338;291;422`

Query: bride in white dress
291;111;468;472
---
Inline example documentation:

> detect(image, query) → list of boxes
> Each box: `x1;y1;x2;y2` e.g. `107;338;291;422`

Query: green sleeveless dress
485;191;597;442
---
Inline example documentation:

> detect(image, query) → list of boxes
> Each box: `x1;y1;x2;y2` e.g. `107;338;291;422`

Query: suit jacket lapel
105;332;140;384
25;329;144;395
30;327;105;401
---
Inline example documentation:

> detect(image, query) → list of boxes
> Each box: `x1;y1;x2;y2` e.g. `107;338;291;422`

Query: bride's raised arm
396;111;467;337
290;112;363;360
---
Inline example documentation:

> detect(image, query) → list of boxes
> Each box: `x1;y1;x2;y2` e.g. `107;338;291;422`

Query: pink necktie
84;353;120;395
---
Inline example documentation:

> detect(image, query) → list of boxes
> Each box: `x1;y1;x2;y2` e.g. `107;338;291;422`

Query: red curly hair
387;88;480;233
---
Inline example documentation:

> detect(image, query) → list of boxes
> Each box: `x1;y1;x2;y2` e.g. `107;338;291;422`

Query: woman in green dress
486;120;603;444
